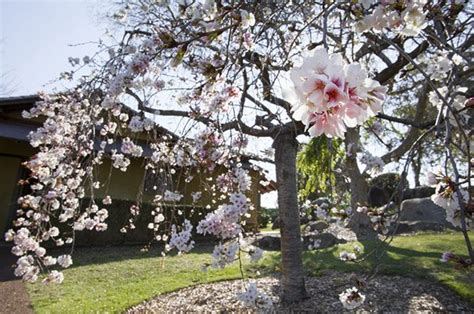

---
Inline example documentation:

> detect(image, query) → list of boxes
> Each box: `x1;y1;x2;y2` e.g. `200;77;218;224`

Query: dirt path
0;245;34;314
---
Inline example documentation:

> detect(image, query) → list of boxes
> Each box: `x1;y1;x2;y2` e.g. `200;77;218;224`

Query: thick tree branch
375;40;429;84
381;83;430;164
376;113;434;129
126;88;276;137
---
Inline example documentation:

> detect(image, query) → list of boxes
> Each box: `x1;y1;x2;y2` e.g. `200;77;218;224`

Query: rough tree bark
412;145;422;187
273;131;308;303
344;128;377;240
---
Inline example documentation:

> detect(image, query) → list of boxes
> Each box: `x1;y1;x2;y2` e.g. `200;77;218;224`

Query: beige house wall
0;142;262;238
0;137;36;236
91;159;261;231
0;104;265;238
0;155;22;235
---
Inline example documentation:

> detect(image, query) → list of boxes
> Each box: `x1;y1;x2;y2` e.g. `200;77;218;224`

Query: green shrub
258;207;278;228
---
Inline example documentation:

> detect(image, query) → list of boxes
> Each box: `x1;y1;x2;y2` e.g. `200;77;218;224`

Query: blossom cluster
440;251;455;263
426;170;470;229
428;85;470;131
353;0;428;37
128;115;154;133
339;251;357;262
359;151;385;175
369;210;394;234
111;153;131;171
73;205;109;232
301;199;331;222
307;238;322;250
439;251;471;268
339;287;366;310
211;241;239;269
4;93;106;283
199;85;241;114
290;48;387;139
163;190;184;202
14;255;39;283
197;192;249;239
191;191;202;203
355;204;394;234
167;219;195;253
193;129;226;170
121;137;144;157
237;282;273;310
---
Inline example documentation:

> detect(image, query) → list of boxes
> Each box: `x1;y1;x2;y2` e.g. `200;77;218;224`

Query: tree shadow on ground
34;241;219;269
253;233;474;309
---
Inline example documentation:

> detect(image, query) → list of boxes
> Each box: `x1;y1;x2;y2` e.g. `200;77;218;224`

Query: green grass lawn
257;231;474;301
27;245;244;313
259;222;276;233
26;232;474;313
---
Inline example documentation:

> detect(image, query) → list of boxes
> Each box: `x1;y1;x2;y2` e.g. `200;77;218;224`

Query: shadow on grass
23;231;474;313
45;241;219;269
252;233;474;305
46;232;474;302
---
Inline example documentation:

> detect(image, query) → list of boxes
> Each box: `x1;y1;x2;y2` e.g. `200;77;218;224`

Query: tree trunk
273;131;307;303
344;128;377;240
412;145;422;187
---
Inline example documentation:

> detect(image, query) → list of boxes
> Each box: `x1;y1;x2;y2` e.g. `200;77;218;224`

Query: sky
1;0;106;95
0;0;279;207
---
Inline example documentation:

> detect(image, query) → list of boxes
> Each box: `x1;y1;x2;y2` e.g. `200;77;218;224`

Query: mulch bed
127;270;473;313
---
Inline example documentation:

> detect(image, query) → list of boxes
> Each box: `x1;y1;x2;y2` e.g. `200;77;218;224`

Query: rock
303;233;346;250
271;217;281;230
368;186;390;207
300;216;310;225
253;236;280;251
314;197;330;208
346;212;378;240
306;221;329;233
402;186;435;201
399;197;458;230
326;224;358;242
399;198;445;223
368;173;408;207
272;216;309;229
254;232;346;251
393;221;446;234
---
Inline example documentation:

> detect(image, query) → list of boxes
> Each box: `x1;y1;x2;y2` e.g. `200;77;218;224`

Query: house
0;95;276;245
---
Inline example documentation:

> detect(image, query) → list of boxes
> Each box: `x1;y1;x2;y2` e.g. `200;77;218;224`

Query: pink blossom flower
307;110;346;139
290;48;386;139
440;251;454;263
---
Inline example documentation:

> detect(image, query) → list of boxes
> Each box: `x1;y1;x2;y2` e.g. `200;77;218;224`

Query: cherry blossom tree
4;0;473;309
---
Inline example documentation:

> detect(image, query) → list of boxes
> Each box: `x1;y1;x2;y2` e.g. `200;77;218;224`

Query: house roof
0;120;38;142
0;95;42;142
0;95;41;112
0;94;178;141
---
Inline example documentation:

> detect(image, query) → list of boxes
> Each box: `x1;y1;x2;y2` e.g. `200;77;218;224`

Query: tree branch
381;83;430;163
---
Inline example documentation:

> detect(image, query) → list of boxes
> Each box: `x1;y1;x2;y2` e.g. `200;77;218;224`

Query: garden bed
127;270;473;312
